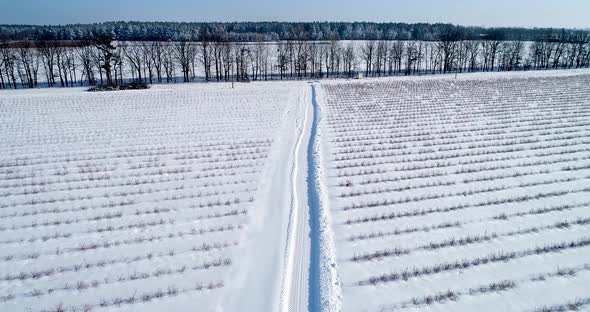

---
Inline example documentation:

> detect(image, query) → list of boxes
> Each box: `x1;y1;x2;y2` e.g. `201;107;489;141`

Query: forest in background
2;21;590;42
1;22;590;89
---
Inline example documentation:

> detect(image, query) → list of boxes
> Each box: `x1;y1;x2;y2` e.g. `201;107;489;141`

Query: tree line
2;21;589;42
1;30;589;89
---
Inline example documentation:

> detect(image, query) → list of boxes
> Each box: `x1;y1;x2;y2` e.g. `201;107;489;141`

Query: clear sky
1;0;589;28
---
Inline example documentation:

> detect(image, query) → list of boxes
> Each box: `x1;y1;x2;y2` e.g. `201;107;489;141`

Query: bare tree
287;40;295;78
212;40;223;81
465;41;480;72
123;43;144;83
584;40;590;68
62;47;77;86
113;45;124;85
320;43;330;78
277;41;289;79
482;39;502;71
0;42;5;89
415;41;424;75
37;41;58;86
309;42;321;78
528;40;544;70
570;35;590;68
542;41;555;70
77;43;96;85
251;38;268;80
149;42;165;83
260;42;271;80
162;43;175;82
221;42;234;81
91;47;103;85
456;41;469;73
405;41;420;75
2;47;18;89
551;32;568;69
17;44;37;88
54;46;68;87
141;43;155;84
329;40;342;78
342;43;356;78
234;44;252;81
293;40;310;78
199;40;212;81
504;40;524;71
374;40;389;76
361;41;376;77
437;39;458;73
173;41;196;82
390;41;404;75
426;42;442;74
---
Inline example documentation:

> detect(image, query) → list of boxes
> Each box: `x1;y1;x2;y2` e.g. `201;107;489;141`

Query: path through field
306;84;321;312
280;84;312;312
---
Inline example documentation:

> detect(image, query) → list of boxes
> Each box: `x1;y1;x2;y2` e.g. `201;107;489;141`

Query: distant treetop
1;21;588;42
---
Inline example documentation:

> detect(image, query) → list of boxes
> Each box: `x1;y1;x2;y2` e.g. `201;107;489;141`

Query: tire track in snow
281;83;332;312
306;84;322;312
280;85;312;312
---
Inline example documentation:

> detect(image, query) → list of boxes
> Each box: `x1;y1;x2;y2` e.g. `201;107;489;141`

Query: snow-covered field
317;71;590;312
2;69;590;312
0;82;309;312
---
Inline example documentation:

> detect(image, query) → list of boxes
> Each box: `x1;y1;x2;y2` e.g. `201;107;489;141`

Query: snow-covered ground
0;82;309;312
317;70;590;312
2;68;590;312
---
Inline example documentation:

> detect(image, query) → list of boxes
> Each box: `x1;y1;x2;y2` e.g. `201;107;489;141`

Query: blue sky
1;0;589;28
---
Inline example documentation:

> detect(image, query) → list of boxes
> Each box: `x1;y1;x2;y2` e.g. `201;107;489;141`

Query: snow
2;68;590;312
0;82;308;312
317;70;590;312
280;83;312;312
314;85;343;312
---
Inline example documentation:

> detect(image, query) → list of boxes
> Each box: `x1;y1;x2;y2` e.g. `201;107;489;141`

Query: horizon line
1;20;589;31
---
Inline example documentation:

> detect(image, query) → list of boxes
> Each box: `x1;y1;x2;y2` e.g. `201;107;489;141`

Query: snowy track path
281;84;314;312
306;84;323;312
221;84;311;312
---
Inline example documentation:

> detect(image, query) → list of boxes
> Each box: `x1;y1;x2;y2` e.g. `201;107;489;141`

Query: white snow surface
3;68;590;312
318;69;590;312
280;85;311;312
0;82;308;312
